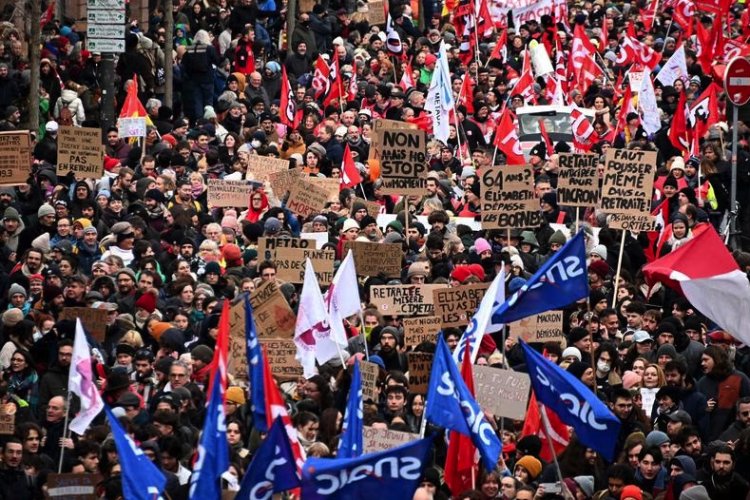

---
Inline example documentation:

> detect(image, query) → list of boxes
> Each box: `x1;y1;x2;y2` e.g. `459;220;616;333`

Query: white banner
117;117;147;138
639;75;661;135
655;45;688;87
512;0;553;28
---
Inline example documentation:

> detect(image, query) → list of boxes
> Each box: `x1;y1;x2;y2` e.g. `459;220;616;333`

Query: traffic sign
88;10;126;24
87;38;125;53
87;0;126;8
725;57;750;107
87;24;125;39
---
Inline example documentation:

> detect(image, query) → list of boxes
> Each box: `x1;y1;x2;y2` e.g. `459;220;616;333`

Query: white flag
69;319;104;435
454;269;505;363
426;42;455;144
655;44;688;88
294;259;330;377
324;250;361;354
639;74;661;136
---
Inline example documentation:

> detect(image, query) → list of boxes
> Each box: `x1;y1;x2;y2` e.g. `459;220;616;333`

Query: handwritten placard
0;403;14;434
57;126;103;178
557;153;599;207
0;131;31;185
287;179;331;219
370;284;448;316
227;298;248;381
509;310;565;343
473;366;531;419
363;426;418;453
601;149;657;231
258;237;315;261
258;338;302;379
117;117;147;138
245;155;290;182
364;0;387;25
380;128;428;195
433;283;490;328
59;307;109;342
274;247;335;285
207;178;254;207
46;473;103;499
407;352;433;394
249;281;296;339
368;119;417;163
307;176;341;202
268;167;302;195
481;165;543;229
345;241;402;277
403;316;442;347
360;360;380;402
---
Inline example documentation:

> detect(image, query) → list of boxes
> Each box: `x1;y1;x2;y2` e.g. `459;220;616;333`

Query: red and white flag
458;74;475;114
399;59;415;91
279;66;300;129
294;259;328;377
616;25;661;69
263;345;305;471
644;227;750;345
323;57;344;107
341;144;363;188
494;111;526;165
570;107;599;151
489;29;507;62
206;300;229;399
521;391;569;461
444;353;478;495
312;56;331;100
69;319;104;435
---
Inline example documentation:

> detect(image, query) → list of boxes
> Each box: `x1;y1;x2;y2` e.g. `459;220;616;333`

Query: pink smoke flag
68;319;104;435
294;258;329;377
643;227;750;345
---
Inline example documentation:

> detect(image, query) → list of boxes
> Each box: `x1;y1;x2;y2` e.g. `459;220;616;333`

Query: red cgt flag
340;143;363;188
493;111;526;165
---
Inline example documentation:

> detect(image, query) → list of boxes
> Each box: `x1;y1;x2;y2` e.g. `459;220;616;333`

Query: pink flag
69;319;104;435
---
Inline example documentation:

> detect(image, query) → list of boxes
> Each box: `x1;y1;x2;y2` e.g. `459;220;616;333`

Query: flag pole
419;399;429;438
359;182;367;200
611;229;627;308
58;391;72;473
537;394;570;496
358;310;371;361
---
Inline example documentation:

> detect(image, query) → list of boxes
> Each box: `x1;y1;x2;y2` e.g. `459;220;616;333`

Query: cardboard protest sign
258;338;302;379
407;352;433;394
0;403;14;434
287;179;330;218
298;0;315;12
481;166;543;229
509;310;565;343
59;307;109;342
368;119;417;163
380;128;428;195
345;241;402;277
249;281;296;338
258;237;315;261
227;298;247;381
363;426;418;453
307;176;341;202
274;247;335;285
245;155;290;182
433;283;490;328
355;197;383;217
56;126;103;178
364;0;387;25
601;149;657;231
557;153;599;207
268;167;302;195
370;284;448;316
473;366;531;419
360;360;380;402
0;131;31;185
46;473;103;499
403;316;442;347
207;178;253;207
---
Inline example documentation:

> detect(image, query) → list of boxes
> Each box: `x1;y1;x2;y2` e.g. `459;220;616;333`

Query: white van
515;105;596;158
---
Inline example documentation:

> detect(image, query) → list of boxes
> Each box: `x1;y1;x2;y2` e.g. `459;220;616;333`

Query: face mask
597;361;611;373
251;139;262;149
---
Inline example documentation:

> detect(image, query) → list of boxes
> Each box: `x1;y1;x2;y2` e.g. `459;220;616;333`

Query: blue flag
492;230;589;324
189;372;230;500
245;294;267;432
521;341;621;461
338;359;363;458
301;436;433;500
425;335;502;470
236;416;300;500
104;405;166;500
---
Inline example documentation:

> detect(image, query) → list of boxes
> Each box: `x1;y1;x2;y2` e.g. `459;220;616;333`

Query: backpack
58;101;74;126
139;45;165;87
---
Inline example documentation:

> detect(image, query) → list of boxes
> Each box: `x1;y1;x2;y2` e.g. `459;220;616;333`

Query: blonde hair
120;330;144;348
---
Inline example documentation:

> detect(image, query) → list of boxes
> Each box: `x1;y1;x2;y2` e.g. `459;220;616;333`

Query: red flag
399;59;415;91
340;144;363;188
514;52;537;103
571;24;598;82
206;300;230;399
616;24;661;69
668;91;689;154
570;107;599;151
695;21;716;74
489;30;507;62
642;0;659;31
476;0;494;39
406;113;433;133
538;119;554;159
459;74;475;114
279;66;301;129
119;74;149;119
494;112;525;165
444;353;478;495
323;57;343;107
521;391;570;462
688;83;721;142
262;346;305;472
599;17;609;53
613;84;634;140
312;56;331;101
578;55;605;94
41;1;55;27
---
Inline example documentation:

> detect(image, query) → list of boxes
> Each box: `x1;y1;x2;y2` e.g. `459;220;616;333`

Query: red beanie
103;156;120;172
222;243;242;265
135;292;157;313
451;265;473;283
467;263;486;282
